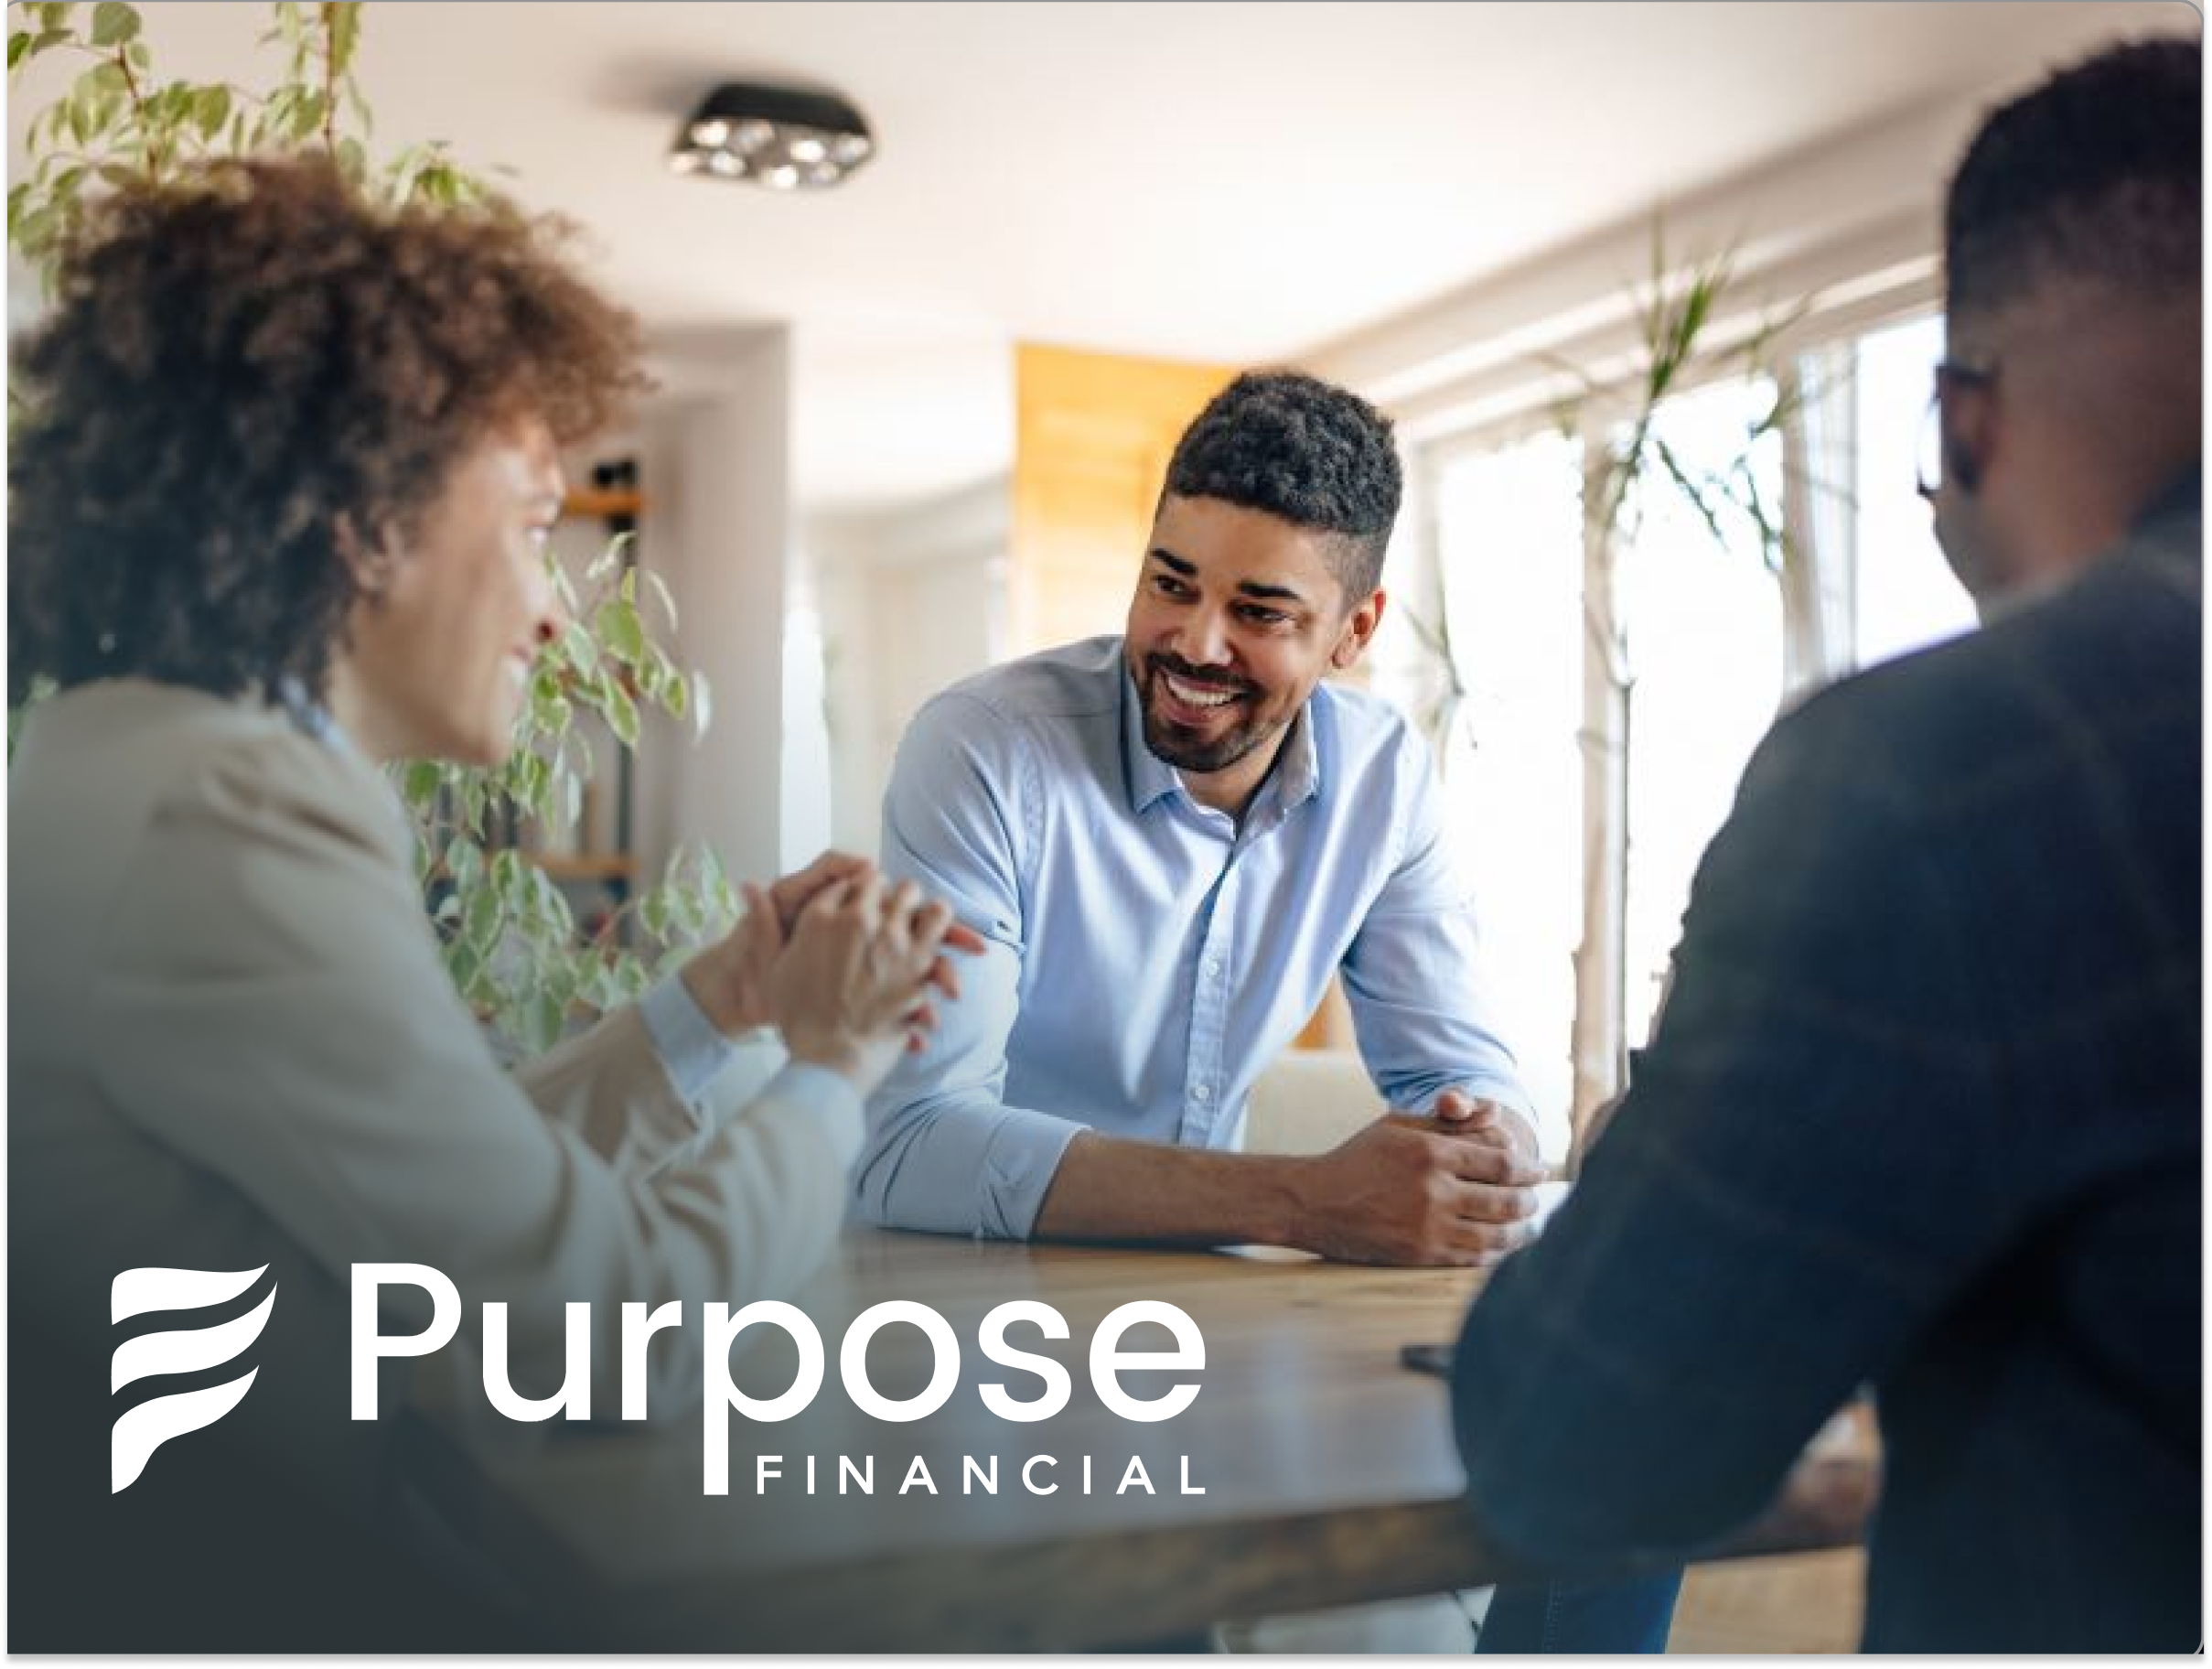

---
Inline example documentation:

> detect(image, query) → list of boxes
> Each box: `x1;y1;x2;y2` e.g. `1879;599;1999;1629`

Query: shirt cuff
760;1061;867;1161
976;1109;1089;1240
638;974;754;1104
1428;1080;1566;1168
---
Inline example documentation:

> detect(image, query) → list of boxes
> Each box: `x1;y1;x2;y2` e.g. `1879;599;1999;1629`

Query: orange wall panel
1011;342;1235;655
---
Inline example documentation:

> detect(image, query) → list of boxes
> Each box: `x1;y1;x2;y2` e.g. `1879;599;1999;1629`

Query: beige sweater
9;679;858;1450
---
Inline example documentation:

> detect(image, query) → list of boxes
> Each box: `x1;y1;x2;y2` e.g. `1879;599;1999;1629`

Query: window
1848;314;1979;669
1415;303;1971;1144
1616;376;1787;1051
1429;432;1585;1120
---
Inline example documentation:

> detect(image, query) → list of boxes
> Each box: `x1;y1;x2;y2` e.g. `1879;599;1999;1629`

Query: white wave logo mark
111;1265;274;1493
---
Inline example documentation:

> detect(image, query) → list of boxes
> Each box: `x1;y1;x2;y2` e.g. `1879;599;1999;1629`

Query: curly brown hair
8;153;648;705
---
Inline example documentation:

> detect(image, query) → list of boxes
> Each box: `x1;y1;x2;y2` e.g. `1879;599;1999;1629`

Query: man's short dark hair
1946;36;2200;320
1161;369;1401;602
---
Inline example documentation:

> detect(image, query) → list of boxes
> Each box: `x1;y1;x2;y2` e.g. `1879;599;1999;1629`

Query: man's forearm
1031;1131;1310;1247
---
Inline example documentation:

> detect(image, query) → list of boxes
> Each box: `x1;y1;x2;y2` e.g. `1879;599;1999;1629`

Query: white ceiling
9;1;2185;510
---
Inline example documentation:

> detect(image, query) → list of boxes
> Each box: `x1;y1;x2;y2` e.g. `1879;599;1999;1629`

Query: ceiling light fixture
669;81;875;190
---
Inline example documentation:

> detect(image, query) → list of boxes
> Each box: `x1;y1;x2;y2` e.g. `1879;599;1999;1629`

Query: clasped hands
682;850;985;1094
1297;1087;1550;1268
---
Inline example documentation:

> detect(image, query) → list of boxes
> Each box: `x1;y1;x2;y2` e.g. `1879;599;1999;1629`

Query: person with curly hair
7;154;973;1649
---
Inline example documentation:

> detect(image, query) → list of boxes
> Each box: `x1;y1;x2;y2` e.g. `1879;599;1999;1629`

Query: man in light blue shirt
858;371;1563;1265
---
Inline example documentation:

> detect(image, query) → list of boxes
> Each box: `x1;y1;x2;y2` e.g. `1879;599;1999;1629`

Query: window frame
1398;277;1947;1158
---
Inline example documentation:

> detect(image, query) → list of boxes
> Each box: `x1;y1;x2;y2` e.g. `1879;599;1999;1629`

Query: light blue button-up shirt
857;635;1546;1240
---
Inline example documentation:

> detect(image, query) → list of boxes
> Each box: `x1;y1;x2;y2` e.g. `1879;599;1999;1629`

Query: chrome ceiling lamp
669;81;875;191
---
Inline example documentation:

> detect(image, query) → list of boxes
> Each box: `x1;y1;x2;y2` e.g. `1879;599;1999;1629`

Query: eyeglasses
1915;359;1999;499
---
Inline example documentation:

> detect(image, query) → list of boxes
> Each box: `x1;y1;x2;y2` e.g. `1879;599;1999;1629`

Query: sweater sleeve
87;733;859;1420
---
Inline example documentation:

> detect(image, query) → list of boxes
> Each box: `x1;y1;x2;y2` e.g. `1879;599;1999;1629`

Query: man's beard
1134;652;1283;775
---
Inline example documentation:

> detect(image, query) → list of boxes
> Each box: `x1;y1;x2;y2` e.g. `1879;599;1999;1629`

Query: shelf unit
558;486;646;522
526;851;639;884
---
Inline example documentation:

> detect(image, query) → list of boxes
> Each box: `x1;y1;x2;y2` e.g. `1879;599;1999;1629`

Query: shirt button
1193;1084;1213;1103
1203;957;1222;978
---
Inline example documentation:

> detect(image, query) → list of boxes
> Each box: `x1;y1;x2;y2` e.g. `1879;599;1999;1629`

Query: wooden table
403;1227;1876;1652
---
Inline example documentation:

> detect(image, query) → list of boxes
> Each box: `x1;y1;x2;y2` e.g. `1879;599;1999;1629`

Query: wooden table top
405;1226;1876;1652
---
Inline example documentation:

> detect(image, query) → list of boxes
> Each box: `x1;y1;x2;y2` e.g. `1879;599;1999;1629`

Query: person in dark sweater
1452;36;2200;1652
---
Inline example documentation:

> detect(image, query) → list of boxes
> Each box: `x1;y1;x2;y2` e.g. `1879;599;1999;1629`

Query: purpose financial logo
99;1263;1208;1500
111;1265;276;1493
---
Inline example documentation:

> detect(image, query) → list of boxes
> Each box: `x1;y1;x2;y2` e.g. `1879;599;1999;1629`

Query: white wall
1321;81;1979;771
780;568;835;869
632;326;795;890
1303;17;2182;440
617;332;1011;888
810;479;1010;856
1305;88;1966;447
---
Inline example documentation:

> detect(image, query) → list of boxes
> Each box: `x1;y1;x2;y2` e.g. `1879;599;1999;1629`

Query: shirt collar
273;674;416;856
1991;458;2212;619
1119;661;1183;813
1266;696;1322;814
2134;462;2202;537
1116;658;1325;817
274;674;358;758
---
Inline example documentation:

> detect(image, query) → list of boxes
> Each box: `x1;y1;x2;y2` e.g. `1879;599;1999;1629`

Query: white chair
1242;1047;1377;1156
